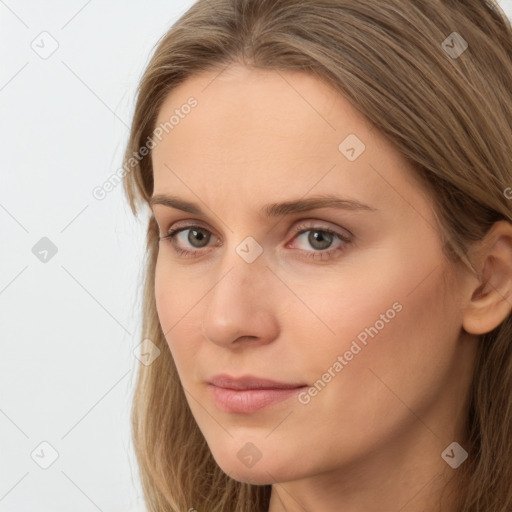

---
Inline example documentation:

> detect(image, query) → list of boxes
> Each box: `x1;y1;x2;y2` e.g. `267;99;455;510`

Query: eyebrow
149;193;377;217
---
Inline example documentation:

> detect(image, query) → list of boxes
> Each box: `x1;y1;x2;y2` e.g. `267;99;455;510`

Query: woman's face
150;65;477;486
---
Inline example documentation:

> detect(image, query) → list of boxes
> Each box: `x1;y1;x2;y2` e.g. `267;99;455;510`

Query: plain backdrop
1;1;512;511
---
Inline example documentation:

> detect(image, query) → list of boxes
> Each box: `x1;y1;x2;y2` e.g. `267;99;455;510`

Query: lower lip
208;384;306;413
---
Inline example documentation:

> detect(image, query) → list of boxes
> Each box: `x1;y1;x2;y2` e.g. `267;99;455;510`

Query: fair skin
149;64;512;512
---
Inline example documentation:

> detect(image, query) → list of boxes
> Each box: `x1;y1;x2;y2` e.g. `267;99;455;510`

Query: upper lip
208;374;307;390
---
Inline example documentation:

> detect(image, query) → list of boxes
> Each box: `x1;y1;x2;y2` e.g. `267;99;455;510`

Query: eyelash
158;222;352;262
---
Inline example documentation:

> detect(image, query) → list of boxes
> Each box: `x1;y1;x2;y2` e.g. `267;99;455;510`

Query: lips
207;374;308;413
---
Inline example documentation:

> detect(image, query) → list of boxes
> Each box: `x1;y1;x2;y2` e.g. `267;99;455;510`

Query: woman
122;1;512;511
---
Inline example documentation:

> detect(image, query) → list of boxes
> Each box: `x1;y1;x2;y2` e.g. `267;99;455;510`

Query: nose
201;247;280;348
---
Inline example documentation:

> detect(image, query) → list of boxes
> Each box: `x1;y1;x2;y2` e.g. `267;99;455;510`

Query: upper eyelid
153;209;354;234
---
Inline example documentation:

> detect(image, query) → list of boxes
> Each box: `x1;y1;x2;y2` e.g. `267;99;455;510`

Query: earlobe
462;220;512;336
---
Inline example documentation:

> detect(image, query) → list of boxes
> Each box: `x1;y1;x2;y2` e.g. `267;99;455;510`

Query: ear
462;220;512;335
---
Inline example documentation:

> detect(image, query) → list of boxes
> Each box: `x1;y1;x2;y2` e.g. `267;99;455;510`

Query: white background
1;1;511;510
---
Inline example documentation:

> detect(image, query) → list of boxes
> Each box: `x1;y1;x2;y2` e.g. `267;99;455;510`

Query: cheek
322;233;456;365
287;240;458;403
154;257;202;371
367;266;463;402
154;254;198;328
299;261;459;427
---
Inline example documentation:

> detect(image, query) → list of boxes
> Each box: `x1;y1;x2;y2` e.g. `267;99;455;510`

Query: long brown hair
122;1;512;510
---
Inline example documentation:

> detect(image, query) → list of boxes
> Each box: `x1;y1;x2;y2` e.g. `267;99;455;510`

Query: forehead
153;65;372;155
150;65;430;222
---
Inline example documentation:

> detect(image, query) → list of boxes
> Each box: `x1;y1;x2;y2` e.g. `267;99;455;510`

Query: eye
159;225;219;257
158;221;352;261
288;222;352;261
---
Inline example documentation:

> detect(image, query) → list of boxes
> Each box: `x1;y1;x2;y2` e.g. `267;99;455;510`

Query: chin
210;448;300;485
226;469;276;485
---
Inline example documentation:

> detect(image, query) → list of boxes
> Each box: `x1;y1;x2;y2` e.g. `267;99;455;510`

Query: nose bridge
201;237;277;346
208;238;266;316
